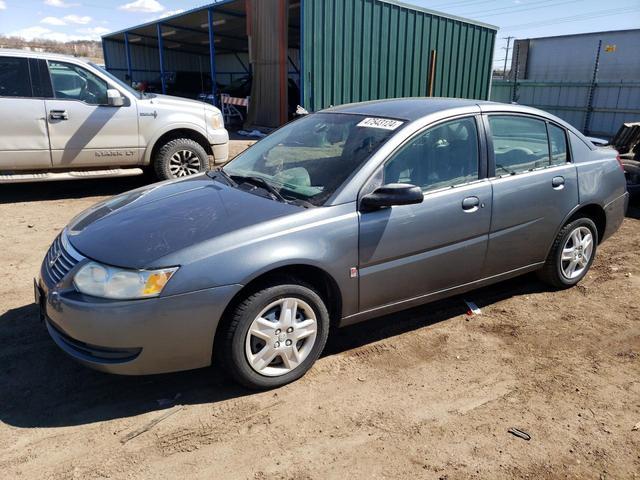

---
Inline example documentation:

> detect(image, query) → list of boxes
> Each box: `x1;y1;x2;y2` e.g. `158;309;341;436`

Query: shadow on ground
0;274;548;430
0;177;151;204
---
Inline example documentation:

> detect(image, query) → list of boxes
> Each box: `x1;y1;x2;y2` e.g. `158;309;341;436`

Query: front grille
43;232;83;285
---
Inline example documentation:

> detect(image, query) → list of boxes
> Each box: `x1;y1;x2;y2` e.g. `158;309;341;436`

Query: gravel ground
0;144;638;479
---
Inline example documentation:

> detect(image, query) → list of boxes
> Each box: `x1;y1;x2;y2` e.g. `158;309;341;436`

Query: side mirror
360;183;423;211
107;89;125;107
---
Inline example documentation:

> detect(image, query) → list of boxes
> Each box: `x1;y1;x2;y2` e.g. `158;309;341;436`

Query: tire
537;217;598;289
153;138;209;181
218;282;330;390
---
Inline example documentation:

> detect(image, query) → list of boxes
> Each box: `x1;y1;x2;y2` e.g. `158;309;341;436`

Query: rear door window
0;56;32;98
488;115;550;175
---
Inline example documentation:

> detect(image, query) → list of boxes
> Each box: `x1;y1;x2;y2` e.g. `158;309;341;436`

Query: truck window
48;61;108;105
0;56;32;98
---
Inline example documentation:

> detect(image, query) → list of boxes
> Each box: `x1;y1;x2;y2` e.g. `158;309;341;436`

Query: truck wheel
537;217;598;289
154;138;209;180
218;282;330;390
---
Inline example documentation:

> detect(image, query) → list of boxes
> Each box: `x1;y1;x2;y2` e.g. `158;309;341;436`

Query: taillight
616;153;624;172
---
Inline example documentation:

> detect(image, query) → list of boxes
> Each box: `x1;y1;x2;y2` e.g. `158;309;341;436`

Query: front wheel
154;138;209;181
537;218;598;288
219;283;330;390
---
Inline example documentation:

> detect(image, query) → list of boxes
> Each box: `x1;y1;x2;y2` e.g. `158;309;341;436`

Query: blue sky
0;0;638;67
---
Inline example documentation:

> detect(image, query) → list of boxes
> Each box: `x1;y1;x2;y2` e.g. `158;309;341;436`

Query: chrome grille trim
43;230;85;285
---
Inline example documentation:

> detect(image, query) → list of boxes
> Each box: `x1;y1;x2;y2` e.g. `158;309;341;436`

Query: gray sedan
37;98;628;389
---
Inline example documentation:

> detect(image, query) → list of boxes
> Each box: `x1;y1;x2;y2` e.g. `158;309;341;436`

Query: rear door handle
462;196;480;212
49;110;68;120
552;176;565;189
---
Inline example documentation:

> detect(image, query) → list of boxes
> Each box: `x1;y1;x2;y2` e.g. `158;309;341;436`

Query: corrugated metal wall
302;0;496;111
490;80;640;138
512;29;640;83
104;38;210;84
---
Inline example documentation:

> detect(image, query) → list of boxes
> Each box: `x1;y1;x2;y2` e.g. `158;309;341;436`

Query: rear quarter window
548;123;569;166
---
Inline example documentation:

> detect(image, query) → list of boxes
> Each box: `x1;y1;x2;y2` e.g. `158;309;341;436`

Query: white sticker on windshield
357;117;404;130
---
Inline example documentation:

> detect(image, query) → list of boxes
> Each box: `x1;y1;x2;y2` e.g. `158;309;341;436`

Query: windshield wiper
207;167;237;186
231;175;289;203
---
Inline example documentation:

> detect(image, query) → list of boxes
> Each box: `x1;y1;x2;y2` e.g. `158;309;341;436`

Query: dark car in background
37;98;628;389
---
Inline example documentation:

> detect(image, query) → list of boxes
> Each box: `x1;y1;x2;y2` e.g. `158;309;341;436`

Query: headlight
73;262;178;300
210;110;224;129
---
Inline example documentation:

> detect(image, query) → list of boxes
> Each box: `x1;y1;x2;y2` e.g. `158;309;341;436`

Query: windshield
90;63;142;98
222;113;403;206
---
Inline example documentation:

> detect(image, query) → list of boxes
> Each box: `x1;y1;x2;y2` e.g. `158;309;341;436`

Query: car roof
323;97;593;144
324;97;498;121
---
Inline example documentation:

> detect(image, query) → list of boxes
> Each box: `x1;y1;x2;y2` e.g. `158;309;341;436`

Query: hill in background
0;36;103;64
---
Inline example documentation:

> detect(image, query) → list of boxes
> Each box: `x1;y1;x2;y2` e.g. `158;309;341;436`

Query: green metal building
303;0;497;111
103;0;497;126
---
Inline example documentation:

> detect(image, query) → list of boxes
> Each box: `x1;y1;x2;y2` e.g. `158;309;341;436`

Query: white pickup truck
0;50;229;183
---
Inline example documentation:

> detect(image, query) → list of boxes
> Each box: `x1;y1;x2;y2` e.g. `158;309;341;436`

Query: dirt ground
1;143;639;479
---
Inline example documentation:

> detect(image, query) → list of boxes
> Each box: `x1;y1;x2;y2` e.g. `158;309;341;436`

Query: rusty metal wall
244;0;288;128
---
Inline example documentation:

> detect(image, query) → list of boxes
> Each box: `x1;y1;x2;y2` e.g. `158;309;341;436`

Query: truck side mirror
107;89;125;107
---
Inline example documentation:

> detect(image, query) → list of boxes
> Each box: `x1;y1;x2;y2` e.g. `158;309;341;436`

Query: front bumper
39;277;242;375
208;128;229;165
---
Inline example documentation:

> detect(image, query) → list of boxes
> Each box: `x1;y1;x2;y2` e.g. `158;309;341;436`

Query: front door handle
552;176;565;190
462;196;480;213
49;110;68;120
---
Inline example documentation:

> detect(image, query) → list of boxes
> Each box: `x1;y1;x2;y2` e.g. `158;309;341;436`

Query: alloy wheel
560;226;594;279
169;150;202;177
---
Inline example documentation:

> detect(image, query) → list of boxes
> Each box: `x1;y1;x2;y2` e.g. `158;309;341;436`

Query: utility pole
502;36;514;79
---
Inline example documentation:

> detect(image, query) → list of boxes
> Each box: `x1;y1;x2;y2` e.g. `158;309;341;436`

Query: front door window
48;61;108;105
383;117;480;191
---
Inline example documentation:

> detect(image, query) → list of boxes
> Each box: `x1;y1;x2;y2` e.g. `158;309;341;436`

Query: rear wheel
538;218;598;288
219;283;330;390
154;138;209;181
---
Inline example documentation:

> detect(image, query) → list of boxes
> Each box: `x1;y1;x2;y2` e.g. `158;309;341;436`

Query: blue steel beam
113;33;216;52
299;0;305;108
124;32;133;81
102;39;110;69
162;22;247;42
107;38;242;56
288;55;299;74
234;52;250;74
215;8;246;19
157;23;167;94
208;7;218;103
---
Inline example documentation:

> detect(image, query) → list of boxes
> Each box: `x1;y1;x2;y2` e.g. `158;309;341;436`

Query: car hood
66;175;300;269
143;93;207;109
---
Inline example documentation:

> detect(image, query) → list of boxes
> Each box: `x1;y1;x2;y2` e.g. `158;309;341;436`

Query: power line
502;36;514;80
461;0;581;18
428;0;492;10
502;7;640;30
